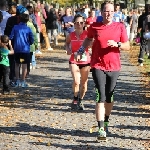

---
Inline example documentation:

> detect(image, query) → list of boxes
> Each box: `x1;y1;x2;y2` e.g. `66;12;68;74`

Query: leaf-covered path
0;48;149;150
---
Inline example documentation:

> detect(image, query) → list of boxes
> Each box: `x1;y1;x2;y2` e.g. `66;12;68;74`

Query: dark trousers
138;37;148;63
8;55;15;81
0;64;10;91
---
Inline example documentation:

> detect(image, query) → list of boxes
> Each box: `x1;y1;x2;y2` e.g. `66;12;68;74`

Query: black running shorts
14;53;30;64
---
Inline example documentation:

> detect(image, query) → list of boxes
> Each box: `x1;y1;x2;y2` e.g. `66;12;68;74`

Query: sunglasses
74;22;84;25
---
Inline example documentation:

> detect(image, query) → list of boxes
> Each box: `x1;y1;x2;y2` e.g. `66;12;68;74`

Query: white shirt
84;8;90;18
0;10;11;35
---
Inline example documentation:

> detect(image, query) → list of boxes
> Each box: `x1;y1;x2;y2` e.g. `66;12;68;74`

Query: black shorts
69;61;90;69
92;68;120;102
14;53;30;64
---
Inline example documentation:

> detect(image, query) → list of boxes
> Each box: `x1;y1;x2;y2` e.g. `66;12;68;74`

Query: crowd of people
0;0;149;141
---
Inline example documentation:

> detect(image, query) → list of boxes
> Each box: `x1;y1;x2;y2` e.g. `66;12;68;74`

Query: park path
0;45;149;150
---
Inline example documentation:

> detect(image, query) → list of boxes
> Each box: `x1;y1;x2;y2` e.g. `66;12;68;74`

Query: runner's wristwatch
117;42;121;48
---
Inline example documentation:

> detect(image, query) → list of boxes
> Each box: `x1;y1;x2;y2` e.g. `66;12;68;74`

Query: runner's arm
77;37;93;54
75;37;93;61
8;40;14;55
107;40;130;51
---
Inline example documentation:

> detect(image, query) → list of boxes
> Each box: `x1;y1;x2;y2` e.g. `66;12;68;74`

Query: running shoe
3;89;10;95
77;101;85;110
21;81;28;88
55;42;58;46
10;81;16;87
104;122;109;133
48;47;53;51
139;63;143;67
97;127;106;141
35;50;42;54
71;100;78;110
146;52;149;56
14;80;21;87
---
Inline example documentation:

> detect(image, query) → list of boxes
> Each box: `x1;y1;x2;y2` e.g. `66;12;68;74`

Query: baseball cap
17;5;28;14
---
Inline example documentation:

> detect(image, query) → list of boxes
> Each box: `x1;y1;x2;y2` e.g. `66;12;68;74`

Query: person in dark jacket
137;4;150;66
47;8;58;45
4;4;28;85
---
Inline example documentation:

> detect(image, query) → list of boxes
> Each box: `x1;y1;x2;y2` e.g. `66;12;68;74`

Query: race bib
80;53;87;61
38;12;40;16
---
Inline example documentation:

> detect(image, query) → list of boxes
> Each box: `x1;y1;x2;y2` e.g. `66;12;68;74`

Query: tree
45;0;87;6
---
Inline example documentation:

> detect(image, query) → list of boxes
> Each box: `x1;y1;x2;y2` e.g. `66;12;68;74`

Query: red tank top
69;31;91;64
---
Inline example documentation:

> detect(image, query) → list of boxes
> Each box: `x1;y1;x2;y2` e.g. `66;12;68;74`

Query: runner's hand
107;40;118;47
67;49;72;55
74;53;82;61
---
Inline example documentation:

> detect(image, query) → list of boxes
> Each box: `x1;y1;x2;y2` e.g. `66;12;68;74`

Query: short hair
8;2;17;7
115;3;120;7
73;14;84;22
20;14;29;23
101;1;114;11
26;6;33;10
1;35;9;43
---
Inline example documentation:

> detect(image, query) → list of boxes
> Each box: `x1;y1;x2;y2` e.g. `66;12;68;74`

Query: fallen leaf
47;142;51;146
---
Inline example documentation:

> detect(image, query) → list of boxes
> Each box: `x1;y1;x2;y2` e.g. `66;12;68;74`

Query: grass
143;54;150;77
128;44;150;97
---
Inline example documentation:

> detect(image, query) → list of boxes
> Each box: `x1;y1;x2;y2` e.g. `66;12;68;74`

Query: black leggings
92;68;120;103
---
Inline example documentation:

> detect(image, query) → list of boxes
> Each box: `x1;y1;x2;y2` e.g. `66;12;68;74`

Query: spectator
57;8;64;35
113;3;122;22
80;8;87;19
26;19;38;77
4;4;28;86
85;9;97;30
138;4;150;66
95;6;101;17
122;9;130;39
129;9;138;42
0;35;14;94
47;8;58;46
9;13;34;87
36;0;53;51
60;7;74;38
0;0;11;35
8;3;17;16
84;3;90;18
26;5;38;31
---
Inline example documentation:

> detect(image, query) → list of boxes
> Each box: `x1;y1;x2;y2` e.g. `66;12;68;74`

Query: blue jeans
57;21;63;35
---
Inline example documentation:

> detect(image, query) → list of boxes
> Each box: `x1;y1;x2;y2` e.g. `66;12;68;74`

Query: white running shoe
55;42;58;46
35;50;42;54
48;47;53;51
139;63;143;67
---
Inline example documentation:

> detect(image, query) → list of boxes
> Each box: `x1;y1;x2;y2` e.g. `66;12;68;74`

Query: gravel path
0;49;149;150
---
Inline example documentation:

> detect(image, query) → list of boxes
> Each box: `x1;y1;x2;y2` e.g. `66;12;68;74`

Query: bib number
80;53;87;61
